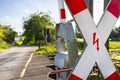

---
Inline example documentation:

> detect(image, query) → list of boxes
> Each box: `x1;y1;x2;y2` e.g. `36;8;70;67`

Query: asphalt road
0;46;54;80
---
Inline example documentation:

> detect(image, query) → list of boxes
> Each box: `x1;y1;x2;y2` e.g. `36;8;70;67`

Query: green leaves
109;26;120;41
0;24;16;50
0;24;17;43
23;12;55;45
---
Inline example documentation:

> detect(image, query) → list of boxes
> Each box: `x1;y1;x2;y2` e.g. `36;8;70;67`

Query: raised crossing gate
64;0;120;80
58;0;66;23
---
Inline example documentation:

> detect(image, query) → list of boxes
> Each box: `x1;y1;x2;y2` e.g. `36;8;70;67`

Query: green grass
109;41;120;74
109;41;120;50
15;41;23;45
35;44;56;55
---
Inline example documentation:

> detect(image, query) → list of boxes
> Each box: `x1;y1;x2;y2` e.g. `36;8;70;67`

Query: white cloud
4;16;11;19
0;16;23;33
23;9;30;13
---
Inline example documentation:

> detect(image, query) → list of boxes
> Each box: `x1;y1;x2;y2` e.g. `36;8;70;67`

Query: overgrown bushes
0;42;10;50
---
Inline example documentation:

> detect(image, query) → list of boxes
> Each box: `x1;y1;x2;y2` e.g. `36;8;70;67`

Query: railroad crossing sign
65;0;120;80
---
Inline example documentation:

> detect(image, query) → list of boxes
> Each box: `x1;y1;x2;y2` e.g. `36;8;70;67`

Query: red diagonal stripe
107;0;120;18
66;0;87;15
69;74;83;80
60;8;66;19
105;71;120;80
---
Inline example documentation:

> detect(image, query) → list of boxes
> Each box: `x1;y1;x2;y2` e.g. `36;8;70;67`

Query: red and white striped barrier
58;0;66;23
65;0;120;80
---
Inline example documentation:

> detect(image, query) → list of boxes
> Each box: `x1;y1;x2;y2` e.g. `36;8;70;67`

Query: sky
0;0;120;35
0;0;59;34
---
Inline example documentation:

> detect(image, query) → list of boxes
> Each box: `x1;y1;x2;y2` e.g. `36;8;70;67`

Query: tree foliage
0;24;17;43
109;26;120;41
23;12;55;45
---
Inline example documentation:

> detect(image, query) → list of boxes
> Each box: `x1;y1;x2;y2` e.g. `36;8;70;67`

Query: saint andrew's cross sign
63;0;120;80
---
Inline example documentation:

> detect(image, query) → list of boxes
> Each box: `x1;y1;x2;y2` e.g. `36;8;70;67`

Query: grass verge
35;44;56;56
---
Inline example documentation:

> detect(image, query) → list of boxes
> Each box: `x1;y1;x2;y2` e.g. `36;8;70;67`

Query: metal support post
63;22;79;68
56;24;65;53
55;22;79;80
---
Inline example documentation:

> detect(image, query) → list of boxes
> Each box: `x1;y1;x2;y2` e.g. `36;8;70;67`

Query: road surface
0;46;54;80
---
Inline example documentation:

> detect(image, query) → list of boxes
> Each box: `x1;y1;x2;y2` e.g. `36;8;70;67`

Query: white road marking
19;53;33;79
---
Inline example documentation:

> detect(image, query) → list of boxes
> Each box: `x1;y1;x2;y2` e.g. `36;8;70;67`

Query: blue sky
0;0;120;34
0;0;60;34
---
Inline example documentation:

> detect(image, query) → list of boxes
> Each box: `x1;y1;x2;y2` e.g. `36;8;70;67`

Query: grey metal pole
89;0;93;17
64;22;79;68
85;0;93;16
104;0;110;9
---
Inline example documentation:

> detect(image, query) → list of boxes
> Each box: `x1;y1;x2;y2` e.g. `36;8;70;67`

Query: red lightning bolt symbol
93;32;99;51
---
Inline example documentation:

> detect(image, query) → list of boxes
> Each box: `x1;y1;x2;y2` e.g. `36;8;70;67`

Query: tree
115;26;120;34
23;12;55;46
109;26;120;41
3;26;17;43
0;24;17;43
0;25;5;41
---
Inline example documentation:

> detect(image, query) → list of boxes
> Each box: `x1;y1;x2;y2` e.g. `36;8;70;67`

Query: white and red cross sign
64;0;120;80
